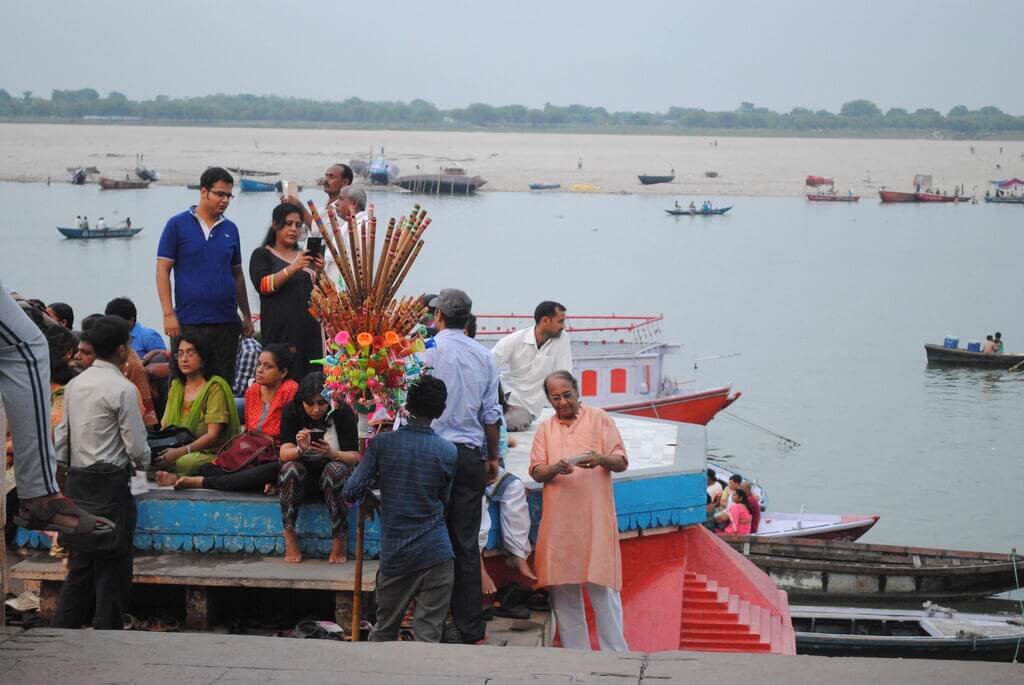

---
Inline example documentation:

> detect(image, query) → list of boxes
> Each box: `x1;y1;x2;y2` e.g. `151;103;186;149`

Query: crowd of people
0;164;632;650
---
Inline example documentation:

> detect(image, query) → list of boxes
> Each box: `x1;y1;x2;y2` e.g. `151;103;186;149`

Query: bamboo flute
383;218;431;300
346;214;362;302
386;240;424;302
372;218;397;304
323;206;359;296
359;217;370;299
306;201;346;284
365;209;377;301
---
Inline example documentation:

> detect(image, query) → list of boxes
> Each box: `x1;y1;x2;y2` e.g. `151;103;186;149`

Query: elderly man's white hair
338;185;367;211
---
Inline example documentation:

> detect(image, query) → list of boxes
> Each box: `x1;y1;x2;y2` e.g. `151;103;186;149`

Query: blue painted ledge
17;471;705;559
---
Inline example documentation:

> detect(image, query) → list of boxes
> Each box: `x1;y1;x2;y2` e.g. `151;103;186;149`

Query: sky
1;0;1017;115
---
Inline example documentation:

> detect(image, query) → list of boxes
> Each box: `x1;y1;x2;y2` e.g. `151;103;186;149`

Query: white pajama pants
549;582;628;652
478;476;531;559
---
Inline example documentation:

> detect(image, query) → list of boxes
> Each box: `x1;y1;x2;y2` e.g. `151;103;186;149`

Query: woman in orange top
529;370;629;652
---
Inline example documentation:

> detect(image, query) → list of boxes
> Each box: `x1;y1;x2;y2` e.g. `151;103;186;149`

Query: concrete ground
1;627;1020;684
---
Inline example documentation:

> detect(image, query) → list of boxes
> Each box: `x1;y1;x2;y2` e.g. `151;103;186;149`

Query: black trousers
445;445;488;642
178;321;242;386
198;461;280;492
52;494;137;630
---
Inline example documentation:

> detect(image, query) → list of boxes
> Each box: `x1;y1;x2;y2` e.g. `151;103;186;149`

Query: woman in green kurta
153;332;240;483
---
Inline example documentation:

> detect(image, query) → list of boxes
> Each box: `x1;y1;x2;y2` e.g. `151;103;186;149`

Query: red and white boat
805;175;858;202
879;189;918;203
475;314;740;426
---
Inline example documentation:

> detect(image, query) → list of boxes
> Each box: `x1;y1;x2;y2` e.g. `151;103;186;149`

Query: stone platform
1;628;1020;684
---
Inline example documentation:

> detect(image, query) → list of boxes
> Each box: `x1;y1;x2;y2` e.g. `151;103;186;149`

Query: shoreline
3;122;1022;198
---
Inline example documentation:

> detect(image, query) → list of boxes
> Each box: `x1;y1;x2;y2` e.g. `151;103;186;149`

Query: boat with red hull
915;192;967;202
878;190;917;203
476;315;740;426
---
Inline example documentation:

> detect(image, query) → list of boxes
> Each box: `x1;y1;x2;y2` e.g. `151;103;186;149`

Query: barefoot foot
481;558;497;595
173;476;203;490
154;471;178;487
328;537;347;564
506;554;537;582
283;529;303;563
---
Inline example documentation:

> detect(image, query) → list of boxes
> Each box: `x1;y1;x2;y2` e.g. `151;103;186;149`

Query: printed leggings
278;459;352;539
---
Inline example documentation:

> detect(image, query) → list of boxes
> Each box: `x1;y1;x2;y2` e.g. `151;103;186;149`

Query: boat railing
475;314;668;348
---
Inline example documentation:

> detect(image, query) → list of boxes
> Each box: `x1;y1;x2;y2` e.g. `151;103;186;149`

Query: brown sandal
13;496;115;537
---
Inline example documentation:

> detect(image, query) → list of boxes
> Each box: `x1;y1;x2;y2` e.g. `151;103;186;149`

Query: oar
1009;359;1024;373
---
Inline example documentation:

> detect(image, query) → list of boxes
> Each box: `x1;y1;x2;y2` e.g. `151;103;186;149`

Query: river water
2;181;1022;557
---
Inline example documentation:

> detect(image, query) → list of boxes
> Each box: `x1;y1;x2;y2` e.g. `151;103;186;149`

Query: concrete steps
680;571;786;655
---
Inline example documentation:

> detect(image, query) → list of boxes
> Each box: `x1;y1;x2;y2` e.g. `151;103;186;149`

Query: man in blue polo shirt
156;167;254;383
104;296;166;357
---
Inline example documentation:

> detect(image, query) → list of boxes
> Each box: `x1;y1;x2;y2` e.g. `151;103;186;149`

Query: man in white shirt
490;301;572;431
52;315;151;630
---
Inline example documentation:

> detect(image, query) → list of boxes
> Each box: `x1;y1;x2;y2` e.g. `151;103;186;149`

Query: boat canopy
992;178;1024;189
805;175;833;187
912;174;933;188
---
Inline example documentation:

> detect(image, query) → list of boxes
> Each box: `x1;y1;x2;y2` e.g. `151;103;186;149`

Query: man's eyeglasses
548;391;575;404
207;190;234;199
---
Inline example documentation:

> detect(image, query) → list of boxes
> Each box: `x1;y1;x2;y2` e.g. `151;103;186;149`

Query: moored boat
792;604;1024;661
924;343;1024;368
807;193;859;202
726;536;1024;600
240;178;278;192
393;174;486;194
915;192;966;202
226;167;279;177
727;512;879;542
878;190;917;203
666;206;732;216
99;177;149;190
528;183;561;190
57;226;143;239
639;174;675;185
367;155;398;185
984;195;1024;203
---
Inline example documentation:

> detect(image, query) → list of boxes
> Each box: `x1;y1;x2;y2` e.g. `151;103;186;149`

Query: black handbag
146;427;195;467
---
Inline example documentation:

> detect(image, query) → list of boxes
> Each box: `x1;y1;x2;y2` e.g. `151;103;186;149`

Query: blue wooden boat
57;226;143;239
666;206;733;216
639;174;675;185
529;183;561;191
240;178;278;193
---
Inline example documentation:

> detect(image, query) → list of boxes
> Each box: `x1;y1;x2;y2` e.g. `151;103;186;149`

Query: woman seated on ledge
277;372;360;564
171;344;298;492
153;332;239;482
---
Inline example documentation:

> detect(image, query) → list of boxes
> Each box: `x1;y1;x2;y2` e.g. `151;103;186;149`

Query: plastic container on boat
943;336;959;349
967;341;982;352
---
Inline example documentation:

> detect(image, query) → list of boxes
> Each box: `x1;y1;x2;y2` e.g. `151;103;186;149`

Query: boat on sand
639;174;675;185
99;177;149;190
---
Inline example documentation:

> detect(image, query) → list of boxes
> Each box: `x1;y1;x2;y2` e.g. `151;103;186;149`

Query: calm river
2;181;1022;556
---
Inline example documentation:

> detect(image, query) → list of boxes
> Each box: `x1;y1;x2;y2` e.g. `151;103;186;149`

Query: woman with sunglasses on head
249;203;325;378
277;372;360;564
170;344;298;493
153;332;240;484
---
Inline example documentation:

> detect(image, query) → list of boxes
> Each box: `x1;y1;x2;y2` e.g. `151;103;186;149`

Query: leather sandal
13;496;115;536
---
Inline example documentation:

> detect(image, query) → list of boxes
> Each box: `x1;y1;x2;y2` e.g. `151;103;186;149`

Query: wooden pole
0;397;7;628
350;500;366;642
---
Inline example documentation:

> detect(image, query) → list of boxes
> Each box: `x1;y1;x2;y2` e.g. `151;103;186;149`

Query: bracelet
186;445;192;454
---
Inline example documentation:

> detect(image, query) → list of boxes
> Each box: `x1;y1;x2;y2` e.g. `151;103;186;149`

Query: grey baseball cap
429;289;472;317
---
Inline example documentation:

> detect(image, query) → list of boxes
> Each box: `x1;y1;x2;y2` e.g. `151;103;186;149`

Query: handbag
146;427;195;466
210;431;278;473
59;462;131;553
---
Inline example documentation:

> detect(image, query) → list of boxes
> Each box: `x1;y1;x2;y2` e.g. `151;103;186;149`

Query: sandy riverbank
1;122;1021;197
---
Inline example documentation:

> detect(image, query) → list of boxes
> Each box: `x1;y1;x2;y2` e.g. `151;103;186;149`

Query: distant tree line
1;89;1022;136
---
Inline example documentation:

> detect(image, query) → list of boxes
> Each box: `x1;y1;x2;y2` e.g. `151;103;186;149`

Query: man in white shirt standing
490;301;572;431
52;315;151;630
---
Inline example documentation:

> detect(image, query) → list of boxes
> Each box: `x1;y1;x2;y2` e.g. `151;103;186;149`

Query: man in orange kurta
529;371;629;652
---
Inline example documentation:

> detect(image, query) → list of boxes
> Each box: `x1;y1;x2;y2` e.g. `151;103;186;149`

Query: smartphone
306;236;324;257
282;180;298;198
309;429;326;443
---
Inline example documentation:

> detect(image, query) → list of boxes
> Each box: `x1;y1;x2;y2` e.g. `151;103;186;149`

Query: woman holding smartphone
277;372;360;564
248;202;324;377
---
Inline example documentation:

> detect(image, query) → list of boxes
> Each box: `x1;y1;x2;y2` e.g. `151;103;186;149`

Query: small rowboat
57;226;143;239
394;174;486;194
807;194;859;202
240;178;278;192
729;512;880;542
528;183;561;191
924;344;1024;369
878;190;917;203
227;167;279;177
638;174;675;185
99;177;149;190
792;604;1024;661
984;195;1024;204
726;536;1024;600
665;206;732;216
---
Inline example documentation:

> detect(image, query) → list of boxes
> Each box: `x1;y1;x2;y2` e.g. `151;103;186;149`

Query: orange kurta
530;405;628;591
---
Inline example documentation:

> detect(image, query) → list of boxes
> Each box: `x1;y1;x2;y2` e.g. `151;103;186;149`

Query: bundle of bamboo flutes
307;202;431;336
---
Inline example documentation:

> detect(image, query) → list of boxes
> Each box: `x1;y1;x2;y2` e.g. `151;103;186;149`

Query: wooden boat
984;195;1024;204
807;193;859;202
99;177;149;190
924;344;1024;369
226;167;278;177
878;190;917;203
725;536;1024;600
67;168;89;185
705;171;719;178
240;178;278;193
393;174;486;195
368;157;399;185
792;604;1024;661
728;512;880;542
57;226;143;239
666;206;732;216
915;192;966;203
529;183;561;190
639;174;675;185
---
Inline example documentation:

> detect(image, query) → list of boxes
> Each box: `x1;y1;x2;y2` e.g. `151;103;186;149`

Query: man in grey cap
421;288;501;644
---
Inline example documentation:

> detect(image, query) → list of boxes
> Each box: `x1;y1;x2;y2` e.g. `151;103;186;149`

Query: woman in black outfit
249;203;324;377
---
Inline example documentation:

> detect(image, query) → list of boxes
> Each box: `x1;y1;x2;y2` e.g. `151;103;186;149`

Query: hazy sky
1;1;1016;114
